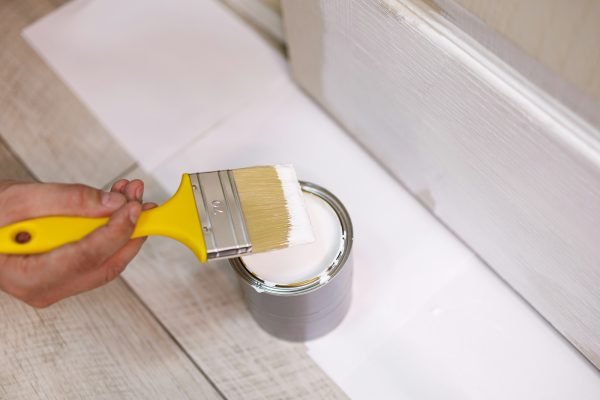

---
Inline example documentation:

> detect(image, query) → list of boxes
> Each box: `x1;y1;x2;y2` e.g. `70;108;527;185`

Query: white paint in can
230;182;353;341
241;192;343;285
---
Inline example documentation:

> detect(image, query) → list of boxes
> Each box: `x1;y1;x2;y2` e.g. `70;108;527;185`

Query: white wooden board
451;0;600;103
282;0;600;368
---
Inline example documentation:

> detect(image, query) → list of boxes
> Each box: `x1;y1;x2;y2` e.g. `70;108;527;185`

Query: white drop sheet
23;0;287;170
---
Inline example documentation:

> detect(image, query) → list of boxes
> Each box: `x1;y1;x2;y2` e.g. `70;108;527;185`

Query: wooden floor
0;0;346;398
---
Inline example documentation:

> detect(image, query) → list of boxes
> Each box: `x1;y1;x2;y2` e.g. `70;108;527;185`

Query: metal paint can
229;181;353;341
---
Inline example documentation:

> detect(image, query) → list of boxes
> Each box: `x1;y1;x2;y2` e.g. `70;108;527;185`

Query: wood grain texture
0;140;220;399
283;0;600;368
0;136;36;181
0;281;221;400
452;0;600;102
0;0;133;187
418;0;600;131
117;167;348;400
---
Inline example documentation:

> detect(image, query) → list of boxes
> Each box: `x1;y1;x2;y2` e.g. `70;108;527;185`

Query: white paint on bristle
275;165;315;246
242;192;341;284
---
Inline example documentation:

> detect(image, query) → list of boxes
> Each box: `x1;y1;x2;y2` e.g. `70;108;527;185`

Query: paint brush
0;165;314;262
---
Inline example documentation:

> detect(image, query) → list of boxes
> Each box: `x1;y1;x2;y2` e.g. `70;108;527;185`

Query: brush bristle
232;165;314;254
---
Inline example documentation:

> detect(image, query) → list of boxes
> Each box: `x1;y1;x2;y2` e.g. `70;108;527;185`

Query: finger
124;179;144;203
4;236;146;308
108;179;145;204
59;201;141;268
19;201;142;306
0;182;127;225
55;237;147;299
0;201;143;307
142;202;157;211
72;238;146;293
48;200;150;299
110;179;129;193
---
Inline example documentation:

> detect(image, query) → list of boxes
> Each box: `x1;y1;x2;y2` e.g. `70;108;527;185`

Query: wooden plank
113;167;348;400
451;0;600;102
283;0;600;368
419;0;600;131
0;136;35;182
0;140;221;399
0;0;134;187
0;281;222;400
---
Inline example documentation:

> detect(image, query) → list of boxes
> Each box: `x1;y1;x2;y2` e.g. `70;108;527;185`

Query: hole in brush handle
14;231;32;244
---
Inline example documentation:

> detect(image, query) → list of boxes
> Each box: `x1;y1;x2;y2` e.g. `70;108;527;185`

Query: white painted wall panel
283;0;600;367
452;0;600;102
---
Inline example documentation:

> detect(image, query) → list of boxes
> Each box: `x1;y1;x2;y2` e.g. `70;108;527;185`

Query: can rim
229;181;353;296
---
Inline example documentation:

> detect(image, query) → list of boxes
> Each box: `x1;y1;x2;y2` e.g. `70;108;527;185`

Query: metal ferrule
189;171;252;260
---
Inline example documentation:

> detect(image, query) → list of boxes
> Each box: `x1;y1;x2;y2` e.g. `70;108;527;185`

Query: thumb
1;182;127;224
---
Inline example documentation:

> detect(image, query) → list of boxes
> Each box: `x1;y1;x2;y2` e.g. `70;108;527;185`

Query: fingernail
135;186;143;202
129;203;142;224
142;202;158;211
101;191;125;208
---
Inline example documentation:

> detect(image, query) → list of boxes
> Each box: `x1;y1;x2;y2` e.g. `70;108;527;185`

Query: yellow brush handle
0;174;208;263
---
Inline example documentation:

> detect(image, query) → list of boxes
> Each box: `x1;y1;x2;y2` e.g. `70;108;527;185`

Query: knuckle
107;214;135;239
112;179;128;191
68;184;96;208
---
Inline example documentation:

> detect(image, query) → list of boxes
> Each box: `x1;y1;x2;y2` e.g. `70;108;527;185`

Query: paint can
229;181;353;341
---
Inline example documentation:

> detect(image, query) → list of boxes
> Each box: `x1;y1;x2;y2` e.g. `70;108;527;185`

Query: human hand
0;179;153;307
